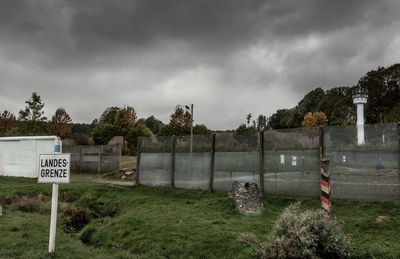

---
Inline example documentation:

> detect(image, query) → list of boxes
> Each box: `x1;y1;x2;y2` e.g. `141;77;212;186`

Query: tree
301;112;328;127
256;114;267;131
125;123;152;155
159;107;191;136
49;108;72;137
385;105;400;123
358;64;400;124
99;106;120;124
193;124;211;134
234;124;258;150
246;113;252;127
0;110;18;136
71;133;91;145
91;123;115;145
18;92;48;135
113;106;137;136
143;115;164;134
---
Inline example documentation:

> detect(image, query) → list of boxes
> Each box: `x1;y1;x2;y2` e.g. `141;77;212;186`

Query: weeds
239;202;351;259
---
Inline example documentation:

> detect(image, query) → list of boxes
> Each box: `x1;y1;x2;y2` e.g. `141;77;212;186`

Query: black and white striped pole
320;159;331;216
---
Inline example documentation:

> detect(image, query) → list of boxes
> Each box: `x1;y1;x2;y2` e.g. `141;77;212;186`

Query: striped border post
320;159;331;215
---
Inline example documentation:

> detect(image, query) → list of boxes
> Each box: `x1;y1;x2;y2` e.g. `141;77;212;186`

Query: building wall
0;136;58;178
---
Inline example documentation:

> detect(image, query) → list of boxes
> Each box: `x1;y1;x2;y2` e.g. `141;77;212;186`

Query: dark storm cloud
0;0;399;129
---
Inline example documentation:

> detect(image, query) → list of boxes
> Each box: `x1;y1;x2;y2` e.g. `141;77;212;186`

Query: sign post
38;138;70;253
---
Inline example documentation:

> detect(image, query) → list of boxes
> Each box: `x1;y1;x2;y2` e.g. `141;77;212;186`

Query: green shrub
239;202;351;259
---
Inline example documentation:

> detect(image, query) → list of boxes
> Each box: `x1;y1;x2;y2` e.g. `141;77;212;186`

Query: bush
239;203;351;259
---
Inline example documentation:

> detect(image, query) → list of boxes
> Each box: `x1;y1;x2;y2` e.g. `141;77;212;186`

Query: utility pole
185;104;194;153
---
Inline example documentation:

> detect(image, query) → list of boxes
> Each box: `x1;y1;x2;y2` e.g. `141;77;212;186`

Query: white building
0;136;61;178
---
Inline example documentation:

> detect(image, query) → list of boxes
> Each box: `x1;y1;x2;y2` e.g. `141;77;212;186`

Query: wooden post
209;133;216;193
320;159;331;216
118;144;122;170
319;126;324;160
136;137;142;185
259;131;264;193
171;136;176;188
79;146;83;173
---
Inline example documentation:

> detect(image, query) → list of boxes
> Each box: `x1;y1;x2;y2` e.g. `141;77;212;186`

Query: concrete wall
175;152;211;190
0;136;58;178
138;149;400;201
63;145;120;173
213;152;260;191
139;153;171;186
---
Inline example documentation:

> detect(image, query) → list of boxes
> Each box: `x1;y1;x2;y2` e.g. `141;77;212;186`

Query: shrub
239;203;351;259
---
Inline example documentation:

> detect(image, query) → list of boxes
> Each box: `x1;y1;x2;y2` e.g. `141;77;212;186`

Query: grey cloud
0;0;399;129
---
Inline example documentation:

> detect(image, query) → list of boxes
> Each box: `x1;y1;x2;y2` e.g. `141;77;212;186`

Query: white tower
352;88;368;145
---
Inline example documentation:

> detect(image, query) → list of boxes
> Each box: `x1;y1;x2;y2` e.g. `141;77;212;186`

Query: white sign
292;156;297;166
38;154;70;183
280;154;285;164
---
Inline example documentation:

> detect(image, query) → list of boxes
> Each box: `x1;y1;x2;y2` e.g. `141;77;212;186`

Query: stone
229;181;264;214
376;216;389;222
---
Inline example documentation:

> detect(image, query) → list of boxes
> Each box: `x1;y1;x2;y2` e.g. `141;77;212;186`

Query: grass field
0;174;399;258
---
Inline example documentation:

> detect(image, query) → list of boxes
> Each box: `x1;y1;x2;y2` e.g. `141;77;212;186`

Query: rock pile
229;181;264;214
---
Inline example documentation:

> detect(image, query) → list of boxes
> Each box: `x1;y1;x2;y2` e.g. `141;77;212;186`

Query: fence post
319;126;324;160
97;146;103;174
320;159;331;216
171;135;176;188
209;133;216;193
79;146;83;173
136;137;142;186
118;144;122;170
259;131;264;193
398;123;400;176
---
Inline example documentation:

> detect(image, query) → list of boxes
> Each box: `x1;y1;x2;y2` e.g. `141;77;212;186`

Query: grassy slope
0;175;399;258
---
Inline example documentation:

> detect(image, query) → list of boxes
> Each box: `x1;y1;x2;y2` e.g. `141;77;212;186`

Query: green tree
18;92;48;135
193;124;211;134
234;124;258;150
256;114;267;131
0;110;18;136
126;123;152;155
246;113;252;127
99;107;120;124
143;115;164;134
386;105;400;123
91;123;115;145
358;64;400;124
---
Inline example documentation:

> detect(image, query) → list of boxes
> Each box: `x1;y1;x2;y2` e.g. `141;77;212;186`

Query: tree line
1;63;399;153
266;63;400;129
0;94;211;155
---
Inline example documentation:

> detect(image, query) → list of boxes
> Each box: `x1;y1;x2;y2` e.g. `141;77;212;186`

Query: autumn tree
0;110;18;136
113;106;137;136
159;107;191;136
18;92;48;135
49;108;72;137
301;112;328;128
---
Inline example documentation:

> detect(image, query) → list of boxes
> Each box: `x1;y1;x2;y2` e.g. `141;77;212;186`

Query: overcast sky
0;0;399;130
